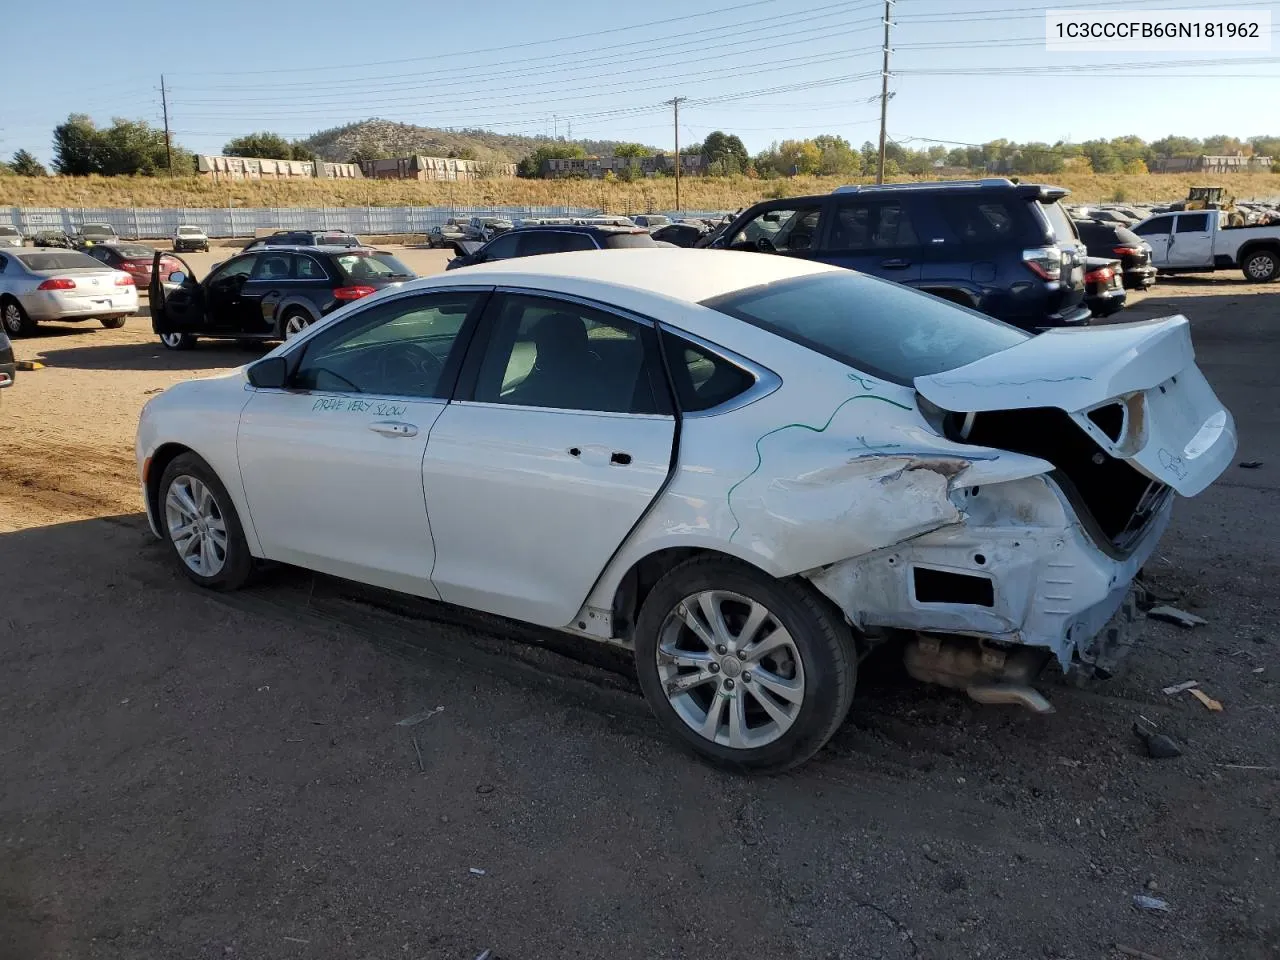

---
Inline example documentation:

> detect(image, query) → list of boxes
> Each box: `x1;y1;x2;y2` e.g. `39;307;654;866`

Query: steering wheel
377;342;444;393
755;235;777;252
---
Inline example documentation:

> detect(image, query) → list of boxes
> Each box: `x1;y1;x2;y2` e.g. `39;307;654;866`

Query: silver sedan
0;248;139;337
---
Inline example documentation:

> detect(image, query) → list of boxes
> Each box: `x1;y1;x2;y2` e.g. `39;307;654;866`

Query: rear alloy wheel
634;557;856;773
100;316;126;329
281;309;313;340
2;299;35;337
159;453;253;590
1243;249;1279;282
159;331;197;351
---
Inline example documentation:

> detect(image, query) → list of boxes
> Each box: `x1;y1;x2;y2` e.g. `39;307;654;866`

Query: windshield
703;271;1029;385
177;227;202;235
318;232;360;246
601;233;658;249
335;252;415;280
82;225;115;236
17;251;106;270
0;227;19;237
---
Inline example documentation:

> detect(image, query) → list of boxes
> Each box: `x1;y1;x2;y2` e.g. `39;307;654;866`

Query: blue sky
4;0;1277;163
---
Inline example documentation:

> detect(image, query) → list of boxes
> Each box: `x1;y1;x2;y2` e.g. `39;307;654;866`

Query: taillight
115;273;135;286
1112;246;1140;256
333;285;376;301
1022;246;1062;281
37;278;75;290
1085;265;1115;283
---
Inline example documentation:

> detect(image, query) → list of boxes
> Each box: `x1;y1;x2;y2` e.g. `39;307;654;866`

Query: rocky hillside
299;119;639;164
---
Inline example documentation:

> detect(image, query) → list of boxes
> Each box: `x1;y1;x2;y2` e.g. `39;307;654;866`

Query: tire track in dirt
0;435;140;530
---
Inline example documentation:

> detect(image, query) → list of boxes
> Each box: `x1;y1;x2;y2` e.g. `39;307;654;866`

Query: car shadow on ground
33;339;267;371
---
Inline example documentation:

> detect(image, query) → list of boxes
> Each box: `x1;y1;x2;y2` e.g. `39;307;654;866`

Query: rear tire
2;298;35;337
159;331;197;351
633;557;857;773
158;453;253;591
279;308;313;340
100;316;126;329
1243;248;1279;282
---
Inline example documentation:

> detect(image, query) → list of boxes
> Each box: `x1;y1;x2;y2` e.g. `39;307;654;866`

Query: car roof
420;248;837;303
240;244;385;254
502;224;647;235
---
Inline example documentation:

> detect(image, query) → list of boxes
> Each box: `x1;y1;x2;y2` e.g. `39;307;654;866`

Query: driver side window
208;256;256;285
732;204;824;253
292;292;482;399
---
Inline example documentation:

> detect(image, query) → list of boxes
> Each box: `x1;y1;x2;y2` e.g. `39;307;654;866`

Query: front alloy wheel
282;311;311;339
1244;250;1279;282
165;474;228;577
657;591;805;750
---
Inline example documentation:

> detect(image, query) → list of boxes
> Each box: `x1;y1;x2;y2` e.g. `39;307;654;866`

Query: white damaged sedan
136;249;1235;771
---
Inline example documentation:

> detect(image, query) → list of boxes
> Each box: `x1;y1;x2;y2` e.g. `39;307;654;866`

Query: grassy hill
2;170;1276;213
298;119;638;164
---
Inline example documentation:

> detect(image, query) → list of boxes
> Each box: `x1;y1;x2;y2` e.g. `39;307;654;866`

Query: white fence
2;205;606;240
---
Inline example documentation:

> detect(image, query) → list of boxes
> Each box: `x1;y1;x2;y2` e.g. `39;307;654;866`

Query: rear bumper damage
805;473;1172;706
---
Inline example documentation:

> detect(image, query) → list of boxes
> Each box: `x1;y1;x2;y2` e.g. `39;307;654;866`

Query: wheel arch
272;298;318;337
1237;239;1280;266
918;286;979;308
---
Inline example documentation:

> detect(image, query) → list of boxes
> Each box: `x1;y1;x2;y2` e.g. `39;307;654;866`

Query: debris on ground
1252;666;1265;674
15;359;44;371
411;736;424;772
1115;945;1165;960
395;705;444;726
476;783;495;795
1215;763;1276;772
1132;894;1172;913
474;951;493;960
1148;606;1208;628
469;867;486;876
143;387;164;395
1161;680;1199;696
1188;688;1224;712
1133;718;1182;759
1238;460;1263;469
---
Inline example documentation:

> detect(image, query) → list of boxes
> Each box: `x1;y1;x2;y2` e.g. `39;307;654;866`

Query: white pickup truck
1132;208;1280;281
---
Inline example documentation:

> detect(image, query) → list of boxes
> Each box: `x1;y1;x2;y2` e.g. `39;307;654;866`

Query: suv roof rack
833;178;1015;194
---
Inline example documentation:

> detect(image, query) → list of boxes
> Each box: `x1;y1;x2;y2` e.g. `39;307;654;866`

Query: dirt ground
1;251;1277;960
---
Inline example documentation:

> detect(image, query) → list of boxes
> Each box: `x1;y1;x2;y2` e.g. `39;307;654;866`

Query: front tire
634;557;856;773
2;298;35;337
158;453;253;591
159;331;197;350
100;316;126;329
1243;248;1279;282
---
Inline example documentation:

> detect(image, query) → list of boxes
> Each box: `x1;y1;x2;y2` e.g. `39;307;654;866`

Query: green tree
1249;136;1280;158
52;114;100;175
701;130;749;177
811;134;861;176
774;139;822;175
1202;134;1246;156
1149;135;1202;157
224;131;294;159
288;142;316;162
518;143;586;178
10;150;47;177
614;143;653;159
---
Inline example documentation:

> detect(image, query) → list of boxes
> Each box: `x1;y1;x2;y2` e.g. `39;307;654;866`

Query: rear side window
1176;213;1209;233
661;331;756;413
293;254;328;279
704;270;1028;386
480;233;520;260
828;200;917;250
935;196;1029;243
1134;216;1174;236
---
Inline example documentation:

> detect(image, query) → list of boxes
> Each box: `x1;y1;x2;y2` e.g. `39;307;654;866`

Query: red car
85;243;182;290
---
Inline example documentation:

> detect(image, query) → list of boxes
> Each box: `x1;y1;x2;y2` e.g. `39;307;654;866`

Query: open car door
149;251;205;336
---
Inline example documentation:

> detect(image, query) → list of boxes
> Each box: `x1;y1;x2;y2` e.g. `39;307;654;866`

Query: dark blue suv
707;178;1091;331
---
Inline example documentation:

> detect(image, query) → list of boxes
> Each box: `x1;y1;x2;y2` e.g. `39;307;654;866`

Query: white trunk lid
914;315;1235;496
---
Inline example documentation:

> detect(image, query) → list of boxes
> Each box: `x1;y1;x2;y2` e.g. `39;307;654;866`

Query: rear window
114;244;155;258
1112;225;1142;245
318;232;360;246
703;271;1028;385
16;251;104;270
601;232;658;249
82;225;116;236
1038;200;1080;243
335;252;415;280
177;227;202;235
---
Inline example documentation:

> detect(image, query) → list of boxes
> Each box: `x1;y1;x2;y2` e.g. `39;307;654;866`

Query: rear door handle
880;258;911;269
369;420;418;438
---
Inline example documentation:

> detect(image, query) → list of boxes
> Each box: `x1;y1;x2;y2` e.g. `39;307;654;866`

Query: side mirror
246;356;288;389
169;271;187;285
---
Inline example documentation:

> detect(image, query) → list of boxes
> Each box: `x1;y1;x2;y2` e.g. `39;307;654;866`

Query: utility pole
876;0;893;184
667;96;687;211
160;74;173;171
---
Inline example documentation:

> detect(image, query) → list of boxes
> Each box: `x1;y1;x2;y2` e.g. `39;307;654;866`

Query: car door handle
368;420;418;438
880;258;911;269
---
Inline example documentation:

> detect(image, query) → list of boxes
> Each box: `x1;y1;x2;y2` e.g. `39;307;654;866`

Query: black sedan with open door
149;246;415;350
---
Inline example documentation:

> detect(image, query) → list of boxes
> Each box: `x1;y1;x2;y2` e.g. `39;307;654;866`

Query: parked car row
0;248;138;336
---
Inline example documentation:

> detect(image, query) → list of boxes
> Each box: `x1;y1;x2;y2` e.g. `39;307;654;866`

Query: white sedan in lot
136;249;1235;771
1;248;138;336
